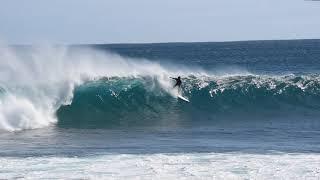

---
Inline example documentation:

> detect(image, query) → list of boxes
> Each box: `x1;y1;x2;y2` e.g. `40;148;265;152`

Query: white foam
0;94;56;131
1;152;319;179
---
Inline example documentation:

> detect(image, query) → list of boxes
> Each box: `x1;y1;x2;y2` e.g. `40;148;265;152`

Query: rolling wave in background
1;45;320;131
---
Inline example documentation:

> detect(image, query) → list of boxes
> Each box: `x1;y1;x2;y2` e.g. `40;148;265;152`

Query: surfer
170;76;189;102
170;76;182;89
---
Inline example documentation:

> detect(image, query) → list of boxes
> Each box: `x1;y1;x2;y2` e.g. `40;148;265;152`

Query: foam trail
0;45;211;131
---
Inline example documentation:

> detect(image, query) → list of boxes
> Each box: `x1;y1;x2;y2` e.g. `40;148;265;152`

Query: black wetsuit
173;77;182;88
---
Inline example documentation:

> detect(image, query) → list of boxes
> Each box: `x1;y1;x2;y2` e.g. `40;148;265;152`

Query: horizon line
8;38;320;46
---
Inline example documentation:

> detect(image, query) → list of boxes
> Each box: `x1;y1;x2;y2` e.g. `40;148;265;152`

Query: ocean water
1;40;320;179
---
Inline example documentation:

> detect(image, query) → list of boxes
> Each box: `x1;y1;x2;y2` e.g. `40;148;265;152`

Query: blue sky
0;0;319;44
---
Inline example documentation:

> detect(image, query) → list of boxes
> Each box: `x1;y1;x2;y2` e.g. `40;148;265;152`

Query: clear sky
0;0;319;44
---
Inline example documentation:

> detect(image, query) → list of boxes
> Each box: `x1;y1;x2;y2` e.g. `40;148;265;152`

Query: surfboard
178;95;190;102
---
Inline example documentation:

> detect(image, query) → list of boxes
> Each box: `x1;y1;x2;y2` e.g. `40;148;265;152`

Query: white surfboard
178;95;190;102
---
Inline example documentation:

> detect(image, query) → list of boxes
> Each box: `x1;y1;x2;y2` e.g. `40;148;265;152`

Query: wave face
57;75;320;128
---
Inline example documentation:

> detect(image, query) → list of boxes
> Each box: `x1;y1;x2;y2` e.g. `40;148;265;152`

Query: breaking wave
0;45;319;131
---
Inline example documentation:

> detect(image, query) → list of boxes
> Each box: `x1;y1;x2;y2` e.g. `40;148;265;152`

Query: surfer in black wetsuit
170;76;182;88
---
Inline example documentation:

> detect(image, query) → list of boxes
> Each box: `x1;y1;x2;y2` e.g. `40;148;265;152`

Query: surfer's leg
178;86;182;94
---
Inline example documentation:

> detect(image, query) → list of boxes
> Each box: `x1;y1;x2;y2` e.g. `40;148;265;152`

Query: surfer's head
178;76;181;79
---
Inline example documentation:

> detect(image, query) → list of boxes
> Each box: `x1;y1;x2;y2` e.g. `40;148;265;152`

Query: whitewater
1;40;320;179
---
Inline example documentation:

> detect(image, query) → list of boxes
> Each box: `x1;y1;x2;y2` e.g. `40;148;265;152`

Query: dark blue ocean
1;39;320;179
